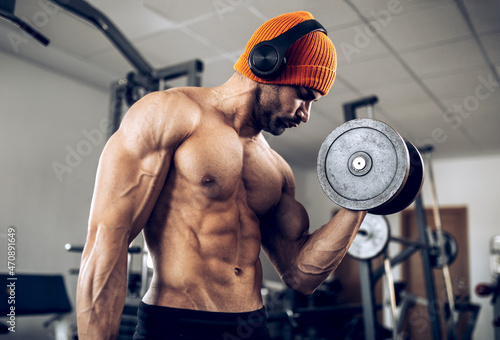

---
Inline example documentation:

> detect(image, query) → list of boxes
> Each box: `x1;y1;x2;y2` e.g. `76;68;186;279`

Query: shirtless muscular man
76;11;366;340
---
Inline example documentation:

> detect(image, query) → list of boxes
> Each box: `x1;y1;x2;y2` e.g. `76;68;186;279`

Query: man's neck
210;73;261;138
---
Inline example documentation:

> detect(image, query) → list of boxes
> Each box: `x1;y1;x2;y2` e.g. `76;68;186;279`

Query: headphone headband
248;19;327;79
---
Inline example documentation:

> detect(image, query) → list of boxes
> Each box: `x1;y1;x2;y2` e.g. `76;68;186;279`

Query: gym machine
475;235;500;340
41;0;203;135
108;58;203;136
339;96;480;340
0;272;73;339
0;0;50;46
1;0;204;121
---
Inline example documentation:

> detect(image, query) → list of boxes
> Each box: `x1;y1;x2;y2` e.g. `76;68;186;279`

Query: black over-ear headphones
248;19;327;79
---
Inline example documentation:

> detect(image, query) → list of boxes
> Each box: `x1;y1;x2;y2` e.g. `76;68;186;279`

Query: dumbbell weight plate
369;139;424;215
317;119;410;212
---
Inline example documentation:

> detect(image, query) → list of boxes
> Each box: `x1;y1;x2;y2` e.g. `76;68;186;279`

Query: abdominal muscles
142;175;265;312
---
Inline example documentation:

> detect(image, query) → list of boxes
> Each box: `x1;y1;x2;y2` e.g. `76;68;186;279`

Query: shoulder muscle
117;90;200;155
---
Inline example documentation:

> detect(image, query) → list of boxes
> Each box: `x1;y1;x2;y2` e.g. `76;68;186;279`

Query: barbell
317;118;424;215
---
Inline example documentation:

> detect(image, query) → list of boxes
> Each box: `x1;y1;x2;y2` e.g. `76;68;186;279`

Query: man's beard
265;114;286;136
255;84;298;136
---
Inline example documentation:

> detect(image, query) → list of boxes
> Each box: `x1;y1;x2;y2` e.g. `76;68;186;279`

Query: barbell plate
369;139;424;215
429;231;458;269
347;213;390;260
317;119;409;211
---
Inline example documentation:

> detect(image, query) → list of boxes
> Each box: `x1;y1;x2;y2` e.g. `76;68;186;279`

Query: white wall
289;153;500;340
0;50;110;338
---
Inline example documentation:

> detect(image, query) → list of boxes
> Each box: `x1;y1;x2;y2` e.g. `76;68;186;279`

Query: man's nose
298;102;311;123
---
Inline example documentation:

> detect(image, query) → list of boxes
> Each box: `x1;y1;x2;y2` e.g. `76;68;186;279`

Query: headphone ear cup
248;42;284;79
247;19;326;79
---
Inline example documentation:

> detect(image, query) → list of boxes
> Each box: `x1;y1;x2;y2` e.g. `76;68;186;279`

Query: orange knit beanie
234;11;337;95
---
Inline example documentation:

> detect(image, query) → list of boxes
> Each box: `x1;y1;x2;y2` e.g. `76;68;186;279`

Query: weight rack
343;96;479;340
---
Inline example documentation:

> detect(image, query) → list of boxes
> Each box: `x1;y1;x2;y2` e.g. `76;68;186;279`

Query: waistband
134;302;270;340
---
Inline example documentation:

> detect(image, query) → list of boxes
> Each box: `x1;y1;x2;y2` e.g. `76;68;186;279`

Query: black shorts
133;302;271;340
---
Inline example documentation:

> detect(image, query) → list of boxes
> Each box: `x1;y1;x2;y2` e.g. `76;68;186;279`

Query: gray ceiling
1;0;499;168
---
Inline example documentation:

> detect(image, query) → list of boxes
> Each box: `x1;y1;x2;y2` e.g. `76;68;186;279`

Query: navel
234;267;242;276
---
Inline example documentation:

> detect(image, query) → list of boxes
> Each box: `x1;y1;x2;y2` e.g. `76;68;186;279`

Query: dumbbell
317;118;424;215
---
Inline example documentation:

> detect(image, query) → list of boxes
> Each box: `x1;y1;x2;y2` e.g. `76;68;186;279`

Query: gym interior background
0;0;499;339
